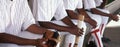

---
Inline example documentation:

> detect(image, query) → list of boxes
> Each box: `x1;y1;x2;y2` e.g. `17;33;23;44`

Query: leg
97;9;111;43
91;29;103;47
51;21;75;47
87;12;103;47
0;43;19;47
100;16;109;37
71;20;87;47
18;31;43;47
97;8;110;37
63;34;75;47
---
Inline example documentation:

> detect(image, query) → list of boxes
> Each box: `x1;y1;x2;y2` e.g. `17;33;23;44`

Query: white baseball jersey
0;0;35;35
83;0;96;9
63;0;87;47
94;0;103;7
63;0;83;10
34;0;67;21
83;0;108;47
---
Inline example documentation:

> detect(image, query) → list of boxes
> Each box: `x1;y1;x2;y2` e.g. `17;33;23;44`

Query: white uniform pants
97;8;109;37
72;20;87;47
86;12;103;47
51;20;86;47
86;9;109;47
52;20;87;47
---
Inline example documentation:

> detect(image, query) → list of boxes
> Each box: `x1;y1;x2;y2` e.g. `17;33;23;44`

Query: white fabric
18;21;73;47
63;0;87;46
33;0;67;21
86;9;110;47
18;31;43;47
0;17;5;33
83;0;96;9
0;0;35;35
63;0;83;10
71;20;87;47
86;12;102;29
91;30;103;47
28;0;37;19
0;43;19;47
96;8;109;37
63;34;75;47
0;0;35;47
51;20;86;47
94;0;103;7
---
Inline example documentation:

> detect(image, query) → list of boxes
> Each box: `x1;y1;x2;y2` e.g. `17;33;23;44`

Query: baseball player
93;0;119;38
25;0;83;47
83;0;119;47
0;0;56;47
83;0;104;47
63;0;87;47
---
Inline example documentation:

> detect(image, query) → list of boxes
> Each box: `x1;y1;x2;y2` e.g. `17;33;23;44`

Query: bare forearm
78;9;93;22
0;33;36;46
61;16;76;27
27;24;48;34
66;10;78;19
78;9;91;18
38;21;69;32
91;8;109;16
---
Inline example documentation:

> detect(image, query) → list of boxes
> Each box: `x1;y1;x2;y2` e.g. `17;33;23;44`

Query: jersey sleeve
83;0;96;9
54;0;67;20
63;0;83;10
76;0;83;9
0;22;5;33
22;0;35;30
94;0;103;7
63;0;75;10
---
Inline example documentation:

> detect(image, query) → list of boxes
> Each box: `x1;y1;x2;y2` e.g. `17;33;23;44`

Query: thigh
0;43;19;47
96;8;110;14
101;16;109;24
87;12;102;29
18;31;43;39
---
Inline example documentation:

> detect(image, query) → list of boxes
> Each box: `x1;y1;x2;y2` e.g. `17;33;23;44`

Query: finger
78;33;82;36
78;32;83;36
80;28;84;32
79;31;83;34
79;29;83;32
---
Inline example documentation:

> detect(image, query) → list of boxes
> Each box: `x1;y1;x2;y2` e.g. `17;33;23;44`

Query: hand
109;14;119;21
42;31;59;47
35;38;48;47
67;27;83;36
85;18;97;28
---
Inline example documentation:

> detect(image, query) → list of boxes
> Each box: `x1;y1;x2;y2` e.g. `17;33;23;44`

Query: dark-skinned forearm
91;8;109;17
0;33;36;46
38;21;69;32
66;10;78;19
26;24;48;34
61;16;76;27
77;8;92;18
77;8;94;22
